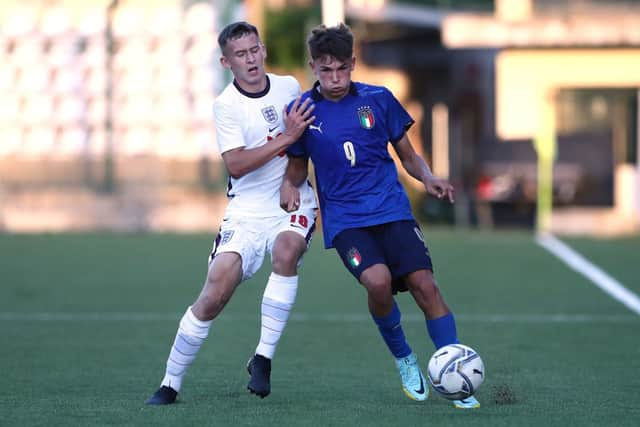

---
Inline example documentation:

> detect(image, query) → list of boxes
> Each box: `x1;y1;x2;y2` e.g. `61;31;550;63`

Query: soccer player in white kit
146;21;317;405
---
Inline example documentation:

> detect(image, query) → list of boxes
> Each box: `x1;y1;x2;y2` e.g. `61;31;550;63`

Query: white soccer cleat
395;352;429;401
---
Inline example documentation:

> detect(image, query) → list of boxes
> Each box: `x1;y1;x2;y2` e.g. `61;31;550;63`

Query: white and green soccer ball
427;343;485;400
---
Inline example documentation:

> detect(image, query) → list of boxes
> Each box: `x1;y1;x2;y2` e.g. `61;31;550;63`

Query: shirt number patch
343;141;356;167
290;214;309;228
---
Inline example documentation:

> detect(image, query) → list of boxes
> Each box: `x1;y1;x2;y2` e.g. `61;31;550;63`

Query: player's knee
271;249;299;272
361;265;392;298
272;238;304;273
198;294;228;320
196;277;233;319
408;273;440;298
364;278;392;300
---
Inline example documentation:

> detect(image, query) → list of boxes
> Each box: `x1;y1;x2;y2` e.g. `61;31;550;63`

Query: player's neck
234;75;268;95
319;87;349;102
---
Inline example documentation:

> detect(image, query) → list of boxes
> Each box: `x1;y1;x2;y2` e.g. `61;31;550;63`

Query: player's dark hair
218;21;260;53
307;23;353;62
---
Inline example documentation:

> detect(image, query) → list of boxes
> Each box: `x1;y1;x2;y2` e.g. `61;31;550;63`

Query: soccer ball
427;343;485;400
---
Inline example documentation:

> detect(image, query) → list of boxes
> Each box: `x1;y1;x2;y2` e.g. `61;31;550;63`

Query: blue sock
372;301;412;359
426;312;459;349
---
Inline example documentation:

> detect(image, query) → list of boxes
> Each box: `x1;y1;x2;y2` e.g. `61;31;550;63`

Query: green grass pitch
1;230;639;426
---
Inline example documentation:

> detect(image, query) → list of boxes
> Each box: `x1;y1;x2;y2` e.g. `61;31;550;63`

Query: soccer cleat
395;352;429;401
453;395;480;409
247;354;271;398
145;385;178;405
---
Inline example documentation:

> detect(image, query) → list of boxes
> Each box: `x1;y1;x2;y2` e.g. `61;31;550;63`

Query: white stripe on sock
161;306;211;391
255;273;297;359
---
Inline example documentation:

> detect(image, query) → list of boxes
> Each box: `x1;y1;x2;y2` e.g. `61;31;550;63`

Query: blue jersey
288;81;415;248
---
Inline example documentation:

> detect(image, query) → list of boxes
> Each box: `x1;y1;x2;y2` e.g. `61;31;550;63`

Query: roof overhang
346;2;443;29
443;14;640;48
346;2;640;49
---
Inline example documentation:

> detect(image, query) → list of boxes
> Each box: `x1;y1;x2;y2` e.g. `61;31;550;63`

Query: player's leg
337;227;412;360
405;269;458;347
380;220;459;349
360;264;428;401
405;270;479;408
145;252;243;405
333;226;427;401
396;222;479;409
248;210;316;398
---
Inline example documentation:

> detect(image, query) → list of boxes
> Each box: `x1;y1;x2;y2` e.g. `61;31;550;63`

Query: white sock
255;273;298;359
161;306;212;392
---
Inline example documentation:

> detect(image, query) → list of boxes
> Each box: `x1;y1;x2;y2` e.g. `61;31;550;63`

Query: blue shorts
332;220;433;294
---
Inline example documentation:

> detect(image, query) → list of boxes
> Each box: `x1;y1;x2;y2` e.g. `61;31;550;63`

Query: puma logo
309;122;323;134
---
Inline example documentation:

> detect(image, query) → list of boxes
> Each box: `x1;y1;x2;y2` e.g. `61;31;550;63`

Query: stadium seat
56;125;87;158
2;5;38;37
86;97;107;126
22;94;54;125
121;125;153;156
184;2;216;36
23;125;57;158
55;96;85;126
40;6;71;38
0;126;23;157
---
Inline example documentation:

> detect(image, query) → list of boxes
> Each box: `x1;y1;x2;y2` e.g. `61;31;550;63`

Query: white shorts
208;208;317;281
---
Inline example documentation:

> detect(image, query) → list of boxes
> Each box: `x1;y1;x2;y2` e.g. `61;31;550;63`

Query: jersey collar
310;81;358;102
233;75;271;98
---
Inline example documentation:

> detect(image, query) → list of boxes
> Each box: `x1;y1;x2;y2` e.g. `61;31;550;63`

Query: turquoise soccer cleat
395;353;429;401
453;395;480;409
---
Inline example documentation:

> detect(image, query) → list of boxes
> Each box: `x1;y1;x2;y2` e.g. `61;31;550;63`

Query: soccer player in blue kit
281;23;480;409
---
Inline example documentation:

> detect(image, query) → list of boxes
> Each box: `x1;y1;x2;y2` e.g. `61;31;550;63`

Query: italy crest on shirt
357;106;374;129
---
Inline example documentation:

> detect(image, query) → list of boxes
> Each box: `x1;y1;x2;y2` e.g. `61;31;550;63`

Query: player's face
310;55;355;101
220;32;267;93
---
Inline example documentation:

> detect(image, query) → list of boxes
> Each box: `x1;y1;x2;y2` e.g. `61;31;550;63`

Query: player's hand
424;176;455;203
282;97;316;143
280;180;301;212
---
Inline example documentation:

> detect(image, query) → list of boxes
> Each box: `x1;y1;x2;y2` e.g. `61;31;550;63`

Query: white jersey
213;73;317;218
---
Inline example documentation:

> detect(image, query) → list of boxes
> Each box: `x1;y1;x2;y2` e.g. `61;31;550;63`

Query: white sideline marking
0;312;637;323
536;233;640;316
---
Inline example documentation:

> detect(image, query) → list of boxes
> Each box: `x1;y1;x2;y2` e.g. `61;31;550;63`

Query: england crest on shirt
357;106;375;129
261;105;278;124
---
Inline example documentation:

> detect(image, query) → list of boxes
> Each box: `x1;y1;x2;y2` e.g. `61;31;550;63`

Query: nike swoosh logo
269;126;278;132
414;375;425;394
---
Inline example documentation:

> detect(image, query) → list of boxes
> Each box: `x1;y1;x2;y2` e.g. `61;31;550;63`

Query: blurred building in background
0;0;236;231
345;0;640;235
0;0;638;235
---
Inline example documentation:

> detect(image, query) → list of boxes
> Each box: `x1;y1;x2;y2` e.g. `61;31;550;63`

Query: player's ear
220;55;231;70
350;56;356;70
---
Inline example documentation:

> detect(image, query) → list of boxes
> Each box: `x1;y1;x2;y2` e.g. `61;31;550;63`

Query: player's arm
280;156;309;212
393;133;455;203
222;98;315;179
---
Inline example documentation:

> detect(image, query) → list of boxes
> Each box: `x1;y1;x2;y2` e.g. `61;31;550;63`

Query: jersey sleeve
213;100;245;154
289;75;302;98
286;138;308;158
381;87;415;145
284;93;310;158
